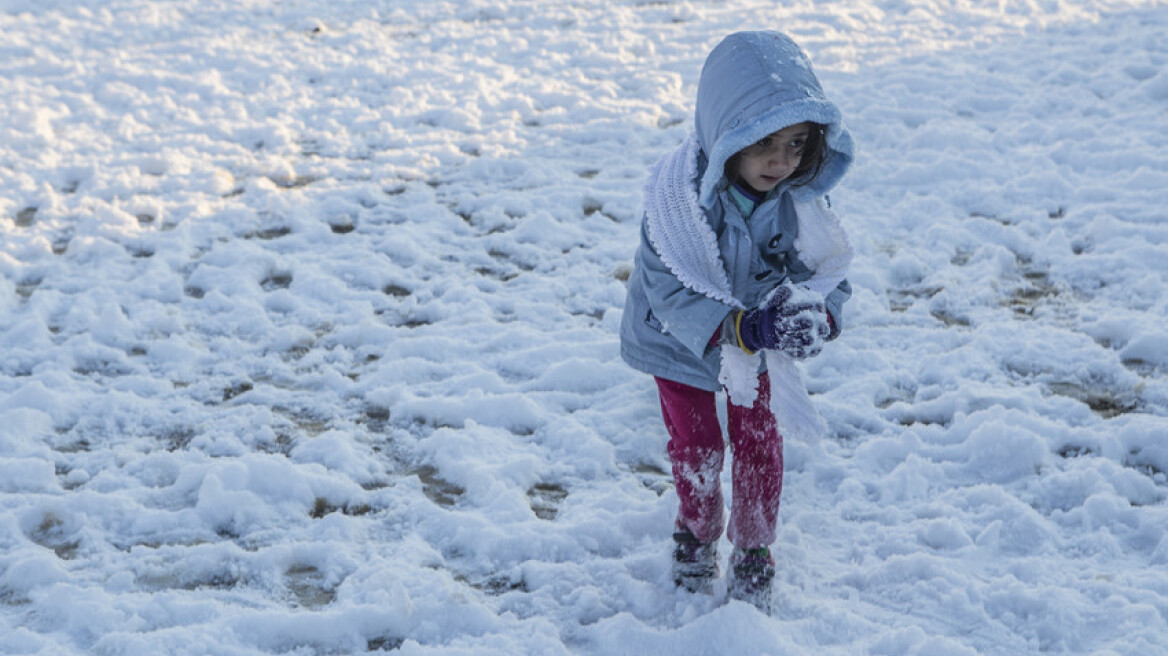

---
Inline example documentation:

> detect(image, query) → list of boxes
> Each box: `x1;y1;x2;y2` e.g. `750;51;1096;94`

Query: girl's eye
755;136;773;148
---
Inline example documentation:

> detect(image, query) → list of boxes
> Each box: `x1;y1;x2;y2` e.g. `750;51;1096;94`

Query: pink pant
656;371;783;549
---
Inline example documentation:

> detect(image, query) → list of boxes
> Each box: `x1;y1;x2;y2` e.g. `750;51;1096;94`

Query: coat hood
694;31;854;208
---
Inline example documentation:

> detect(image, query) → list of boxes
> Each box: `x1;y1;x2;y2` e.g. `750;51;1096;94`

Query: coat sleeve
635;221;735;359
824;279;852;340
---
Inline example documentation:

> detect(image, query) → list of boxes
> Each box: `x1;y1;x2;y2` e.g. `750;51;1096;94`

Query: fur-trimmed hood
694;31;854;209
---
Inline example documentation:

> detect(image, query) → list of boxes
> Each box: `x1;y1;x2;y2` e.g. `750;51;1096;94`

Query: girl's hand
734;283;830;359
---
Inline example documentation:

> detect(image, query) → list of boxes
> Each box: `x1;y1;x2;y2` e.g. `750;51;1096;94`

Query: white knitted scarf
643;135;854;442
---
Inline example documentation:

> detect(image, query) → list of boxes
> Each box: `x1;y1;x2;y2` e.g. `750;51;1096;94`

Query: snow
2;0;1168;654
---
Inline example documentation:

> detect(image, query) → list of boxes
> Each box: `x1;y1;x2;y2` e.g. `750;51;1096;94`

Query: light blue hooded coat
620;31;855;391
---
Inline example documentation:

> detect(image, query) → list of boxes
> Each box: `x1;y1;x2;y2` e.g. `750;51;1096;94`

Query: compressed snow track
2;1;1167;654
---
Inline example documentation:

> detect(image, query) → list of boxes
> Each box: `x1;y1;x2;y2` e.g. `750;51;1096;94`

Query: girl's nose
770;149;798;170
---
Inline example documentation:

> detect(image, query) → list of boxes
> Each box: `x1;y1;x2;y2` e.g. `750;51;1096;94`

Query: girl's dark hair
788;123;827;186
724;123;828;191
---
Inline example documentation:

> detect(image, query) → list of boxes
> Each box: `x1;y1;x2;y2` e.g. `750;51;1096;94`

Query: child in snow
619;31;855;610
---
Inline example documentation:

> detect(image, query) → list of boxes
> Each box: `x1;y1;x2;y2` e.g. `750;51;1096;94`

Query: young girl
619;31;855;611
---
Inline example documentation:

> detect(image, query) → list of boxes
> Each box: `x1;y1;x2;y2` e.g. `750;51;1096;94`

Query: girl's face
735;122;812;193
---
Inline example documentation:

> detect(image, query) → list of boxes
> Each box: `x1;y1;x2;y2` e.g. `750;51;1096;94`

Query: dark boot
728;547;775;612
672;528;718;594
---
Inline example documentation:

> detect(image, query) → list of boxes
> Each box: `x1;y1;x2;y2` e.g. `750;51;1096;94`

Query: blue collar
729;180;766;218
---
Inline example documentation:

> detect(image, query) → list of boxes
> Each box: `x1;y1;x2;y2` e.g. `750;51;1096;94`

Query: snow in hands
2;1;1168;655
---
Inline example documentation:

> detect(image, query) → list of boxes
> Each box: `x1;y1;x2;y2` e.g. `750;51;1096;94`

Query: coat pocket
644;308;667;334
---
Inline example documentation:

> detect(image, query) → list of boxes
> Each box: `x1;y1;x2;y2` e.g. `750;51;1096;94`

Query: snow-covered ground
3;1;1168;654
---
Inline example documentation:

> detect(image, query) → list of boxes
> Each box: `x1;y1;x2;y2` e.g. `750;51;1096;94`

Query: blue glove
734;283;830;359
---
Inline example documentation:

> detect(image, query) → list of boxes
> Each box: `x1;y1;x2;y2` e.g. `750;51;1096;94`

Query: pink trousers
656;371;783;549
